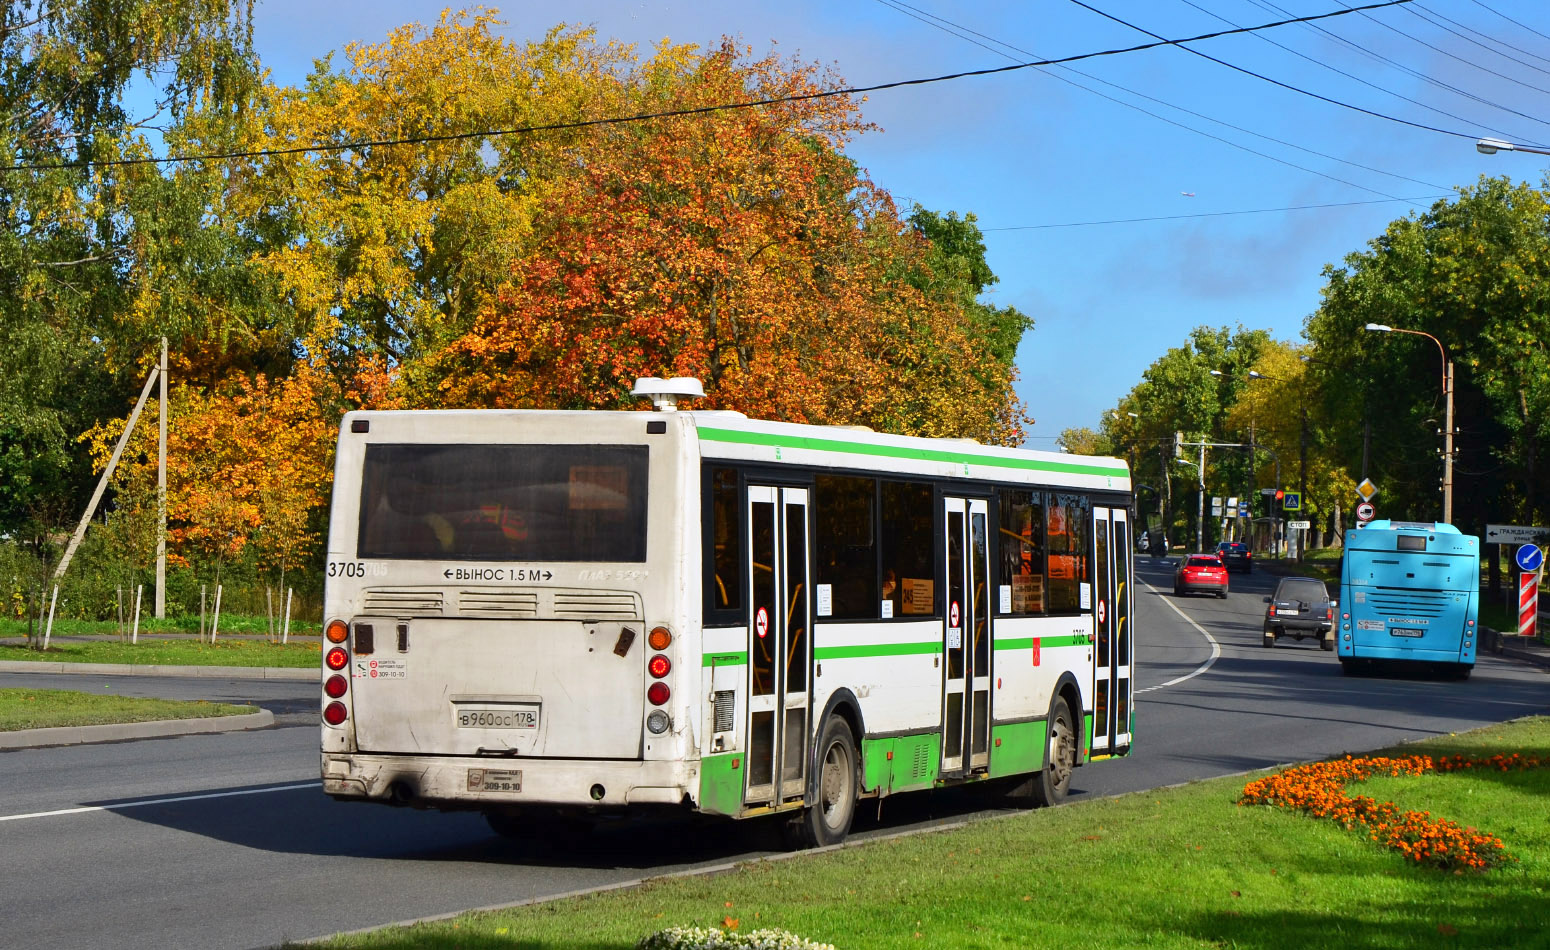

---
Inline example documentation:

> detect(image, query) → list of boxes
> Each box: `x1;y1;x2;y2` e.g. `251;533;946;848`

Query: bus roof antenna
632;377;705;412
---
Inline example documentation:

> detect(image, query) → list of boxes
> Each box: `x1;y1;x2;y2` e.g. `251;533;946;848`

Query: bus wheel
1031;696;1077;807
794;716;857;848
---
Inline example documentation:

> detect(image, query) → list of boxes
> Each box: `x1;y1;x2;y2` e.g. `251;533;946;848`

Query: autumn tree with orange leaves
424;35;1029;442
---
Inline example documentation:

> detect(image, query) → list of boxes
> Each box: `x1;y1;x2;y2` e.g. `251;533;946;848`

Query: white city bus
319;379;1134;846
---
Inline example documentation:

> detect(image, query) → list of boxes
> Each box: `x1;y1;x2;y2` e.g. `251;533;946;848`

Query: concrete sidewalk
0;660;313;750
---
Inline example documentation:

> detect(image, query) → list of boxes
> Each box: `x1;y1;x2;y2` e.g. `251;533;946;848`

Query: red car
1174;554;1229;598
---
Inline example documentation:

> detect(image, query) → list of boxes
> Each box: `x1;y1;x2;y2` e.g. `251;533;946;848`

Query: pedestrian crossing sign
1283;491;1302;512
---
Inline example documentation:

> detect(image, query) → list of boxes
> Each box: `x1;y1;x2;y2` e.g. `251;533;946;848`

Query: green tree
1305;176;1550;531
0;0;260;550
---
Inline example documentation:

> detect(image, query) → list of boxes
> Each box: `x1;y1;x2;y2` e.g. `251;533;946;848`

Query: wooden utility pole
155;337;168;618
54;362;160;582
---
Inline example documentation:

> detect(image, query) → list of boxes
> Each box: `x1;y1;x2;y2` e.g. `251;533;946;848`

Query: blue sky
247;0;1550;447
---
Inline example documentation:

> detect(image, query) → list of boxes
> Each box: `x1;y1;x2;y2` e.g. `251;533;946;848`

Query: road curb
1479;627;1550;669
0;660;317;681
0;708;275;750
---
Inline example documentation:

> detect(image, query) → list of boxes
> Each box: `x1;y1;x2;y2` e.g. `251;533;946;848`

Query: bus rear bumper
1339;643;1474;664
321;753;695;810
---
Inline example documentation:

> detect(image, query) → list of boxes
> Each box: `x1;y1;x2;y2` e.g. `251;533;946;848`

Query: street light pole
1477;137;1550;157
1365;323;1454;524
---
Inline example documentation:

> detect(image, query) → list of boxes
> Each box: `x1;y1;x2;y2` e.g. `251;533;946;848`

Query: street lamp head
1476;137;1511;155
1247;371;1266;379
1364;323;1393;332
1209;369;1224;377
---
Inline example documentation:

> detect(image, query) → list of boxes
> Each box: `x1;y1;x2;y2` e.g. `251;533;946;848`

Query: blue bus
1338;520;1479;678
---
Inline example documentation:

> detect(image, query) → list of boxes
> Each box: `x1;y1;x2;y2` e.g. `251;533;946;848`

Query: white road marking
0;781;317;824
1136;576;1221;693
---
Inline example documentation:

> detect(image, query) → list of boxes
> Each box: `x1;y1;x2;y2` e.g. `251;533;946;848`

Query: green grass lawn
0;687;256;731
0;637;320;668
315;717;1550;950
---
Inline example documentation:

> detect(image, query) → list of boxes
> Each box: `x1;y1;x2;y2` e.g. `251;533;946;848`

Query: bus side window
1047;492;1091;613
882;481;936;617
998;488;1046;615
709;468;742;612
815;474;878;619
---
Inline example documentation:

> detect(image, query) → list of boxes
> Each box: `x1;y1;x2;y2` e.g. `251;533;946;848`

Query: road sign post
1519;571;1538;639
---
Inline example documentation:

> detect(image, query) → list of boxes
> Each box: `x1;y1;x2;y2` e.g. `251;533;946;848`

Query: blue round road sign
1515;543;1544;573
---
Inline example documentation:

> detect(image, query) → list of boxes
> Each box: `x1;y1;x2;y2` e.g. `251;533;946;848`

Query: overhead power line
1175;0;1550;142
1330;0;1550;98
1412;2;1550;70
1;0;1423;174
874;0;1443;202
980;195;1452;231
1467;0;1550;46
1066;0;1548;147
1242;0;1550;134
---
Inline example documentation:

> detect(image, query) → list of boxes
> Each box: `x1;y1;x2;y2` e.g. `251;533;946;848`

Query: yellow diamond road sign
1356;478;1377;502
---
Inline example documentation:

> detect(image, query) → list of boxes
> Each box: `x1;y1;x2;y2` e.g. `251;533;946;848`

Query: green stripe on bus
697;426;1128;479
702;652;748;667
813;641;941;660
993;635;1089;650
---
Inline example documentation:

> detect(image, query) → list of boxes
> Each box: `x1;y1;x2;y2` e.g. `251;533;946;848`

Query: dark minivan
1262;576;1336;650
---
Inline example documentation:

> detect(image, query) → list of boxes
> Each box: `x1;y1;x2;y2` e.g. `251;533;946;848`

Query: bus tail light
648;655;672;678
323;702;348;726
647;682;670;706
325;647;349;671
648;626;673;650
326;619;349;643
324;674;348;698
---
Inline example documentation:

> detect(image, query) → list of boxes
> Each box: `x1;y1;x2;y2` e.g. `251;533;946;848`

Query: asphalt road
2;560;1546;950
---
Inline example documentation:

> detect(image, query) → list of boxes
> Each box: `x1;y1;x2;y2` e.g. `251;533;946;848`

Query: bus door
1091;506;1133;755
941;497;991;776
745;485;812;808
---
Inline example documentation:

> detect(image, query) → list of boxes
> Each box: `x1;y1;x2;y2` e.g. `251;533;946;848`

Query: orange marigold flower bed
1239;753;1545;872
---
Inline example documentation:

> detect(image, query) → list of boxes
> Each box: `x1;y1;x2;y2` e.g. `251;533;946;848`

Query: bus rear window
357;444;648;562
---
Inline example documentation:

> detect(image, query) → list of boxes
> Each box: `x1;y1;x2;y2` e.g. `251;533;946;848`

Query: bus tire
794;715;858;849
1030;696;1078;808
